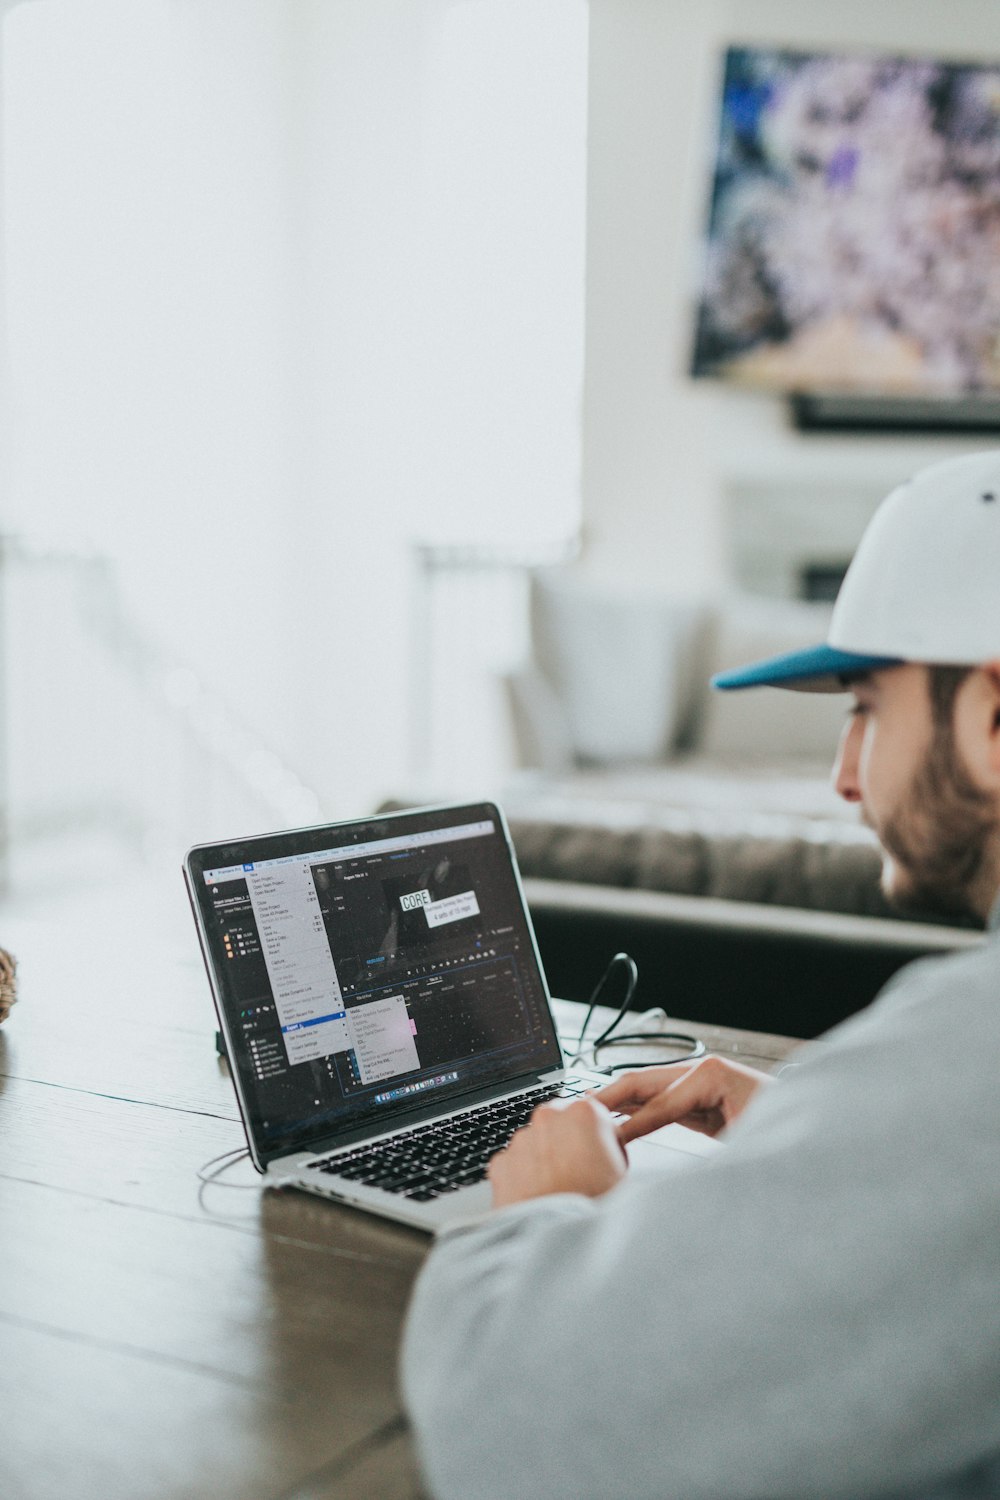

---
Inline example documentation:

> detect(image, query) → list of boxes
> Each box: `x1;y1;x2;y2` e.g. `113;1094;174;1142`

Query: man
400;452;1000;1500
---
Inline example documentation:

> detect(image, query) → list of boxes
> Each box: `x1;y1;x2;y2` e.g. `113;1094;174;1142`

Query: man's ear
983;663;1000;774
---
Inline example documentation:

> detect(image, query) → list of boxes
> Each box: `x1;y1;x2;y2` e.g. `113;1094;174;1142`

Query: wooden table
0;872;798;1500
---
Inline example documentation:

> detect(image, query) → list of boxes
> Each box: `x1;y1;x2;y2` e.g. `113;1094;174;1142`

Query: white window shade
1;0;588;826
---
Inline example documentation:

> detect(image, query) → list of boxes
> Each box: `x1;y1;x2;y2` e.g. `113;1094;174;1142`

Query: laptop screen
185;803;562;1162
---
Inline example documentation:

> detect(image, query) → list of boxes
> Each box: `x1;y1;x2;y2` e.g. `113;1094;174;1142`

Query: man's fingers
616;1091;691;1145
486;1148;506;1181
490;1098;597;1172
615;1061;725;1143
592;1069;661;1111
615;1056;770;1143
592;1065;697;1114
487;1095;627;1208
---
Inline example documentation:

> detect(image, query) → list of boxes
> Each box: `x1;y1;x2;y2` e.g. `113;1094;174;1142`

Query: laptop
185;800;713;1233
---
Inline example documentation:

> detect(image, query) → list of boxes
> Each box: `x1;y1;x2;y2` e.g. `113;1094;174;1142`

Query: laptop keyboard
309;1078;594;1202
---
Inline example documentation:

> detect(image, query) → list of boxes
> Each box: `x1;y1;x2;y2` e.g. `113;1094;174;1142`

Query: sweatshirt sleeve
400;950;1000;1500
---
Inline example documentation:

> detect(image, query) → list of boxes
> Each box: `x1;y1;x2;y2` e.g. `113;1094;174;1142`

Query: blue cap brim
711;643;904;693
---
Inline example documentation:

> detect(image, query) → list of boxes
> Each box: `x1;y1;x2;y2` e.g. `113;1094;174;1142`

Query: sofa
493;568;981;1037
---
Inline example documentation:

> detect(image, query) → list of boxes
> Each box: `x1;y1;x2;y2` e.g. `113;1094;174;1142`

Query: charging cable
196;1146;254;1186
566;951;705;1071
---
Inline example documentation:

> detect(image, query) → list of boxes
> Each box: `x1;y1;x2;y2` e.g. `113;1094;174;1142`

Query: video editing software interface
196;810;560;1155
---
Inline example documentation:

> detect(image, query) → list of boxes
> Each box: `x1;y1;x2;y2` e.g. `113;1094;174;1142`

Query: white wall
582;0;1000;596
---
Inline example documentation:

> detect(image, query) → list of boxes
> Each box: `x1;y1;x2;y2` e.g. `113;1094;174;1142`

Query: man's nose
832;715;863;803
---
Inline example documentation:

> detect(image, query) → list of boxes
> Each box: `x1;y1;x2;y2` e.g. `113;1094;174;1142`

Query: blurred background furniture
473;566;982;1037
502;565;887;911
524;879;978;1040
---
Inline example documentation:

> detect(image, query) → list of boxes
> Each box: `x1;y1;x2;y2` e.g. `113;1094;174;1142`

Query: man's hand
593;1056;772;1145
487;1097;627;1210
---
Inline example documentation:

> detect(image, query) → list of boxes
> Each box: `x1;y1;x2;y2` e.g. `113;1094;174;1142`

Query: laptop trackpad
625;1121;722;1173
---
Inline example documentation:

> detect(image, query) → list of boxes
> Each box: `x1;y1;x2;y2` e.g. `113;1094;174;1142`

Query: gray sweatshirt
400;905;1000;1500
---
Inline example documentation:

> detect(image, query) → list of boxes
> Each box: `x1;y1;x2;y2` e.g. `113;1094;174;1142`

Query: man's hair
926;664;975;730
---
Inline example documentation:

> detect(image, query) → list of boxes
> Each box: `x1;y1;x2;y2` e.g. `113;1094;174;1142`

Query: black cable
196;1145;254;1186
593;1031;706;1069
568;951;705;1070
569;951;638;1061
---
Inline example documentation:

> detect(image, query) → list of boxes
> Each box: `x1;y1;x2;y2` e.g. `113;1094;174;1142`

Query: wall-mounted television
690;46;1000;412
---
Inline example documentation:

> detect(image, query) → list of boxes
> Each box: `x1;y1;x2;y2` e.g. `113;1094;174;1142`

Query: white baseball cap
712;450;1000;693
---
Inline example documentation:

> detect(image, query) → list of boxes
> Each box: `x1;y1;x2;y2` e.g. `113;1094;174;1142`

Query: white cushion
529;569;706;764
504;664;575;773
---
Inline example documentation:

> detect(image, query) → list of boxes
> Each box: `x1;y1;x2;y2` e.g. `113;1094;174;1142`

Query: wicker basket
0;948;16;1023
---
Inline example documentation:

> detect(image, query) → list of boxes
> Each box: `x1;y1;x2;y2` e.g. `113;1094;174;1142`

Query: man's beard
874;722;996;923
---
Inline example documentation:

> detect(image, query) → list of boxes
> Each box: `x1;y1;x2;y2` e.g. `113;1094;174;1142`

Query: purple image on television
690;47;1000;396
